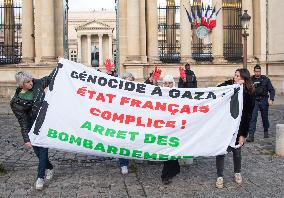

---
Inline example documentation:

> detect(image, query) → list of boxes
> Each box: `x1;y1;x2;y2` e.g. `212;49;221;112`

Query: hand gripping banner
29;59;243;161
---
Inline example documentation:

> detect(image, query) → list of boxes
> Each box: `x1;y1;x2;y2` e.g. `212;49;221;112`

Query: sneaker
235;173;242;184
121;166;128;175
264;131;269;138
216;177;224;189
35;178;44;190
46;169;54;180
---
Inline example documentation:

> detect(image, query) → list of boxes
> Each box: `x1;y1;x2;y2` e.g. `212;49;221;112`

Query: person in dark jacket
10;70;55;190
143;67;180;185
160;75;180;185
215;68;255;189
178;63;197;88
247;64;275;142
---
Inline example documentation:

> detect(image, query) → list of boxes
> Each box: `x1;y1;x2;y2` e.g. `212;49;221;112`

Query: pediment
76;19;111;30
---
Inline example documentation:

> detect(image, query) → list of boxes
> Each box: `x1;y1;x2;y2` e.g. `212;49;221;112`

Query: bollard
276;124;284;156
178;158;193;165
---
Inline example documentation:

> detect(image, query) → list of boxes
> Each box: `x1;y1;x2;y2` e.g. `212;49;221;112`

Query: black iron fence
158;4;181;63
192;41;213;62
223;0;243;61
0;0;22;65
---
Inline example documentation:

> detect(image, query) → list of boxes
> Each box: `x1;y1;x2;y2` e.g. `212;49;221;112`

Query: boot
264;130;269;138
246;134;254;142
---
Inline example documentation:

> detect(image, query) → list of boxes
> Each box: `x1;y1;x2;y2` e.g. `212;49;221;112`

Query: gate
0;0;22;65
158;0;181;63
223;0;243;61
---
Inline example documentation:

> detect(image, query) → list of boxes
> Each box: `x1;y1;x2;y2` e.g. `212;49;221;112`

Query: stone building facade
68;11;116;67
0;0;283;99
118;0;284;95
0;0;68;99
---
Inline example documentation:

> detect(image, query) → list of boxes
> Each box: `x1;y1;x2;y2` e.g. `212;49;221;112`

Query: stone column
54;0;64;58
146;0;159;63
140;0;147;63
87;34;92;66
108;34;113;60
22;0;35;63
77;35;81;63
118;0;127;66
276;124;284;156
242;0;254;61
99;34;103;66
253;0;266;62
34;0;41;63
127;0;140;62
180;0;193;63
40;0;56;62
212;0;224;63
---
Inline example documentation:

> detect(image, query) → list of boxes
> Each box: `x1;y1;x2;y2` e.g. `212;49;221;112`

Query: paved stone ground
0;102;284;198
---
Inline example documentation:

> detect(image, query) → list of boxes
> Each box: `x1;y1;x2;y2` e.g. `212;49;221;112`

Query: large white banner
29;59;243;161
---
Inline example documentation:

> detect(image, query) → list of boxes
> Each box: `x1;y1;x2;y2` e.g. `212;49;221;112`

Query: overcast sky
68;0;116;11
68;0;183;12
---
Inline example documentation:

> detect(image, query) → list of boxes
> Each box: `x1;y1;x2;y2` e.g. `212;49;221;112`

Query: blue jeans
33;146;53;179
249;98;270;135
119;158;129;167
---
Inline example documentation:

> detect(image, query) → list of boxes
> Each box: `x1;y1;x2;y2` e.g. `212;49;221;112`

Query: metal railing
192;42;213;62
223;0;243;62
0;0;22;65
158;4;181;63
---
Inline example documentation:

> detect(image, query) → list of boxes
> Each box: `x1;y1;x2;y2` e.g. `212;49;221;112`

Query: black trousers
216;146;242;177
161;160;180;179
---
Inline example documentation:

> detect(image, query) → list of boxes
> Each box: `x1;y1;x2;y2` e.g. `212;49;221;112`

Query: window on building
69;50;77;62
191;0;213;62
158;0;181;63
223;0;243;61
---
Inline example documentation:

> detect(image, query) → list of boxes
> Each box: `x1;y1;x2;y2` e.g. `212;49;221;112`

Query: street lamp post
240;10;251;69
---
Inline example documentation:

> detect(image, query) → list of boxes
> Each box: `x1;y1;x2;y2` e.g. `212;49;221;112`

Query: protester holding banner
10;71;55;190
118;72;135;174
160;74;181;185
26;59;247;189
215;68;255;189
178;63;197;88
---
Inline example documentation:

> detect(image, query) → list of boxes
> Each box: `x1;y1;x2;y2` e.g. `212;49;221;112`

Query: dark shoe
264;131;269;138
162;178;172;185
246;135;254;142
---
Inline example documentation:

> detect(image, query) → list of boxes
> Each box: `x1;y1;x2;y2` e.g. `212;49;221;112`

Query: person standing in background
247;65;275;142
